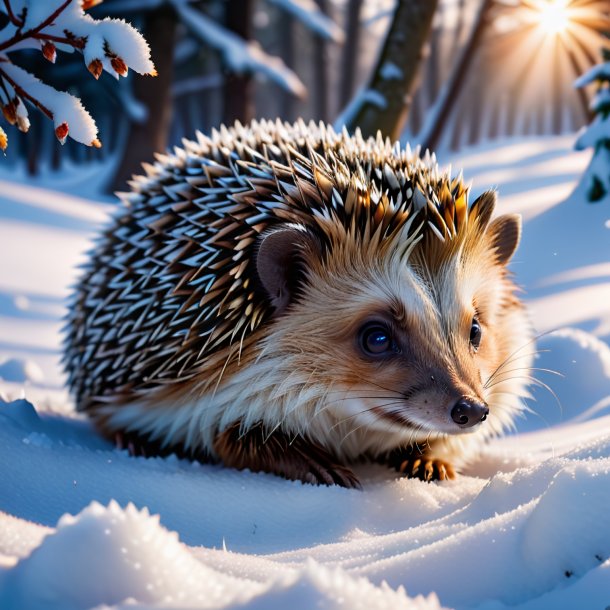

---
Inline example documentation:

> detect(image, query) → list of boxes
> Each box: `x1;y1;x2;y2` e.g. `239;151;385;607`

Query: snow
267;0;345;44
1;134;610;609
575;113;610;150
334;89;388;131
0;358;43;383
380;61;403;81
573;60;610;88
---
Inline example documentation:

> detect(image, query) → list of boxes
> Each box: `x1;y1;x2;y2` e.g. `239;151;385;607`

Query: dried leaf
2;102;17;125
110;56;128;77
87;59;103;80
81;0;103;9
42;42;57;63
55;122;69;145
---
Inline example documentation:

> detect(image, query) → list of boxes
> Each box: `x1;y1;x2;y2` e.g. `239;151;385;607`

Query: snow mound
517;328;610;431
0;358;44;384
0;500;441;610
229;560;445;610
522;460;610;587
0;500;261;610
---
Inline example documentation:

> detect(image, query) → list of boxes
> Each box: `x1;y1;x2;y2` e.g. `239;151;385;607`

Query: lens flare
537;0;570;34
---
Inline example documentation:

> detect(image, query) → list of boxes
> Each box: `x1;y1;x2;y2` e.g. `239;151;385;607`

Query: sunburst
488;0;609;126
533;0;571;34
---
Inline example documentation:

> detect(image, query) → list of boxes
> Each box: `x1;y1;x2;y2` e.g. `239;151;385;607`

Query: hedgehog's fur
64;119;532;487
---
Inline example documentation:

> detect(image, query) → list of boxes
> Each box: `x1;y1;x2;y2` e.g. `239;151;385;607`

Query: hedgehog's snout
450;397;489;429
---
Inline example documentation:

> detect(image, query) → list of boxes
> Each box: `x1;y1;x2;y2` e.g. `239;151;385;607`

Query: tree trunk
339;0;363;110
343;0;439;140
279;11;296;121
112;6;177;191
314;0;330;122
223;0;254;125
27;118;39;176
420;0;493;152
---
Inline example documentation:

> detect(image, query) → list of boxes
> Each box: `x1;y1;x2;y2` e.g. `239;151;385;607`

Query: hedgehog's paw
385;446;456;482
301;457;362;489
214;421;361;489
395;456;456;482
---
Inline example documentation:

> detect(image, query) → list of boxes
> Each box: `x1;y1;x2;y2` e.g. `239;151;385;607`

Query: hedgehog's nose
451;398;489;428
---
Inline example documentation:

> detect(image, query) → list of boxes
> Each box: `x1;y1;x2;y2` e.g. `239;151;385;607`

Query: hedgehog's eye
358;323;397;357
470;318;482;351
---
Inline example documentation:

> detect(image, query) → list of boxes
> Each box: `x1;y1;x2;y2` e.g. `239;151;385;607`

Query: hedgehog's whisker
485;328;559;385
485;326;563;386
485;347;550;387
485;365;562;390
488;373;563;417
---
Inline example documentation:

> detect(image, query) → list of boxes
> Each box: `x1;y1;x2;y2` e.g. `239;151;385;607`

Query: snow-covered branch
0;0;155;151
170;0;306;99
266;0;344;44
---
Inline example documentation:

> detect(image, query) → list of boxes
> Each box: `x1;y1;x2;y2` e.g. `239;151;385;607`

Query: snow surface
1;134;610;609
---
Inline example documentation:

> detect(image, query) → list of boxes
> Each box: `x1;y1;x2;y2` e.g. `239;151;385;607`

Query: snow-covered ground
1;134;610;610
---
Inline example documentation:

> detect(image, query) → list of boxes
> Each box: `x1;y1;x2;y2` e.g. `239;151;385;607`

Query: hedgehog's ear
487;214;522;266
471;190;497;229
256;226;314;314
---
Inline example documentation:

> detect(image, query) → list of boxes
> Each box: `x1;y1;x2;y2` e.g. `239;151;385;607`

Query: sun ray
483;0;609;134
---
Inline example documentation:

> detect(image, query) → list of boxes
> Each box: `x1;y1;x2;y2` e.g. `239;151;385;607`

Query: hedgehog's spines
64;120;485;405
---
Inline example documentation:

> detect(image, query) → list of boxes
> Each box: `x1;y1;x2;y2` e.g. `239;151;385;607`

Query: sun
536;0;571;34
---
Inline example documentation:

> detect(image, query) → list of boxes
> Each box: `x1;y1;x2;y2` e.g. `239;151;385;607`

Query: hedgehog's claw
387;446;455;482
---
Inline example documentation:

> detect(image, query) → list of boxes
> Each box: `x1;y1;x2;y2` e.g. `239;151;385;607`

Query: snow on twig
170;0;306;99
0;0;156;150
266;0;344;44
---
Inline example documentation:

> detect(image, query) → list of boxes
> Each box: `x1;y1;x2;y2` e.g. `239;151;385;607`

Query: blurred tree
575;37;610;202
223;0;254;125
339;0;363;110
338;0;439;140
419;0;493;151
314;0;330;121
112;5;176;190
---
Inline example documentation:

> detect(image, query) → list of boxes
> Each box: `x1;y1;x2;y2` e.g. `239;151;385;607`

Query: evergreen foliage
575;36;610;202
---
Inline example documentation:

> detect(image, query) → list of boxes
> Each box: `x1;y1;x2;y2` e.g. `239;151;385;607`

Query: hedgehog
63;119;532;488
